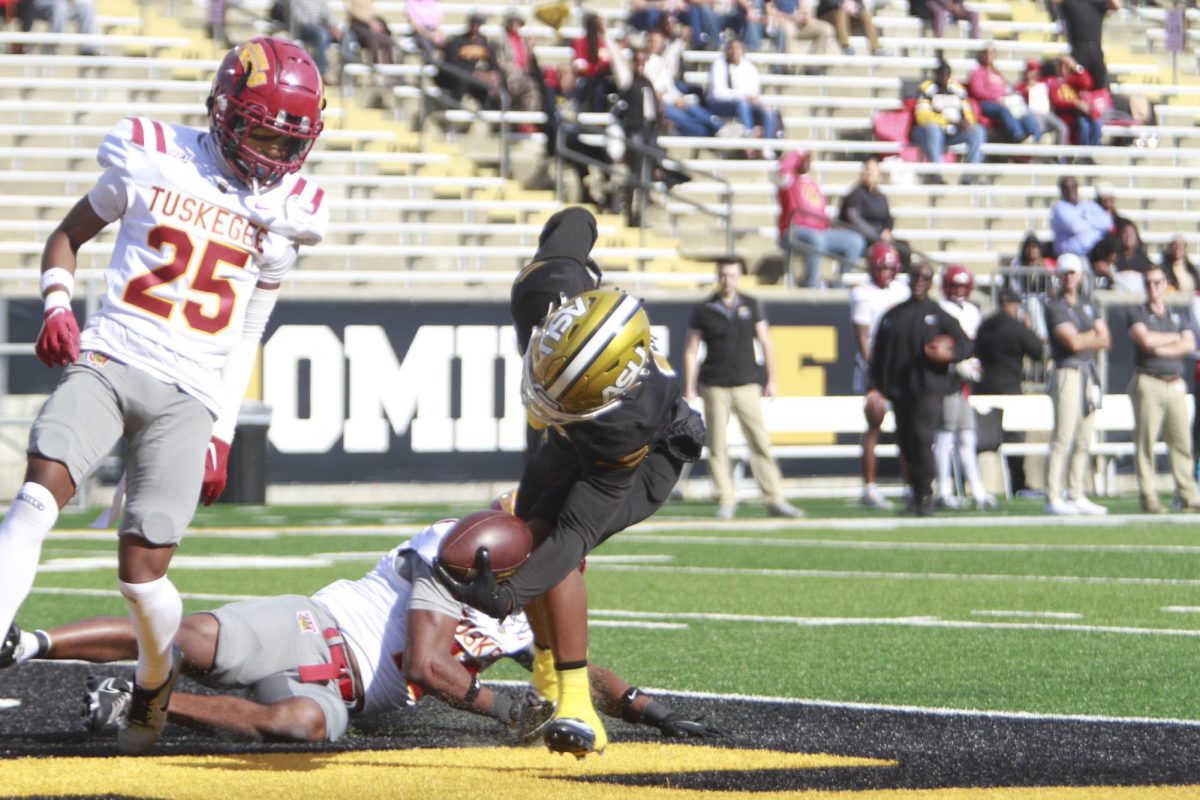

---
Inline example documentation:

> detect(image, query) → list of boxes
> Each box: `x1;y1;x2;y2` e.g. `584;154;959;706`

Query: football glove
35;306;80;367
200;437;231;507
433;548;515;621
954;357;982;383
654;712;726;739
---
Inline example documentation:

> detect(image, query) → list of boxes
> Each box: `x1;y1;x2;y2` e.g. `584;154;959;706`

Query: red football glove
200;437;231;506
35;306;80;367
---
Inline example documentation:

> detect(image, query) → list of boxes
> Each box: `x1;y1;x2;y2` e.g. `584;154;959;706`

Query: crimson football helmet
942;264;974;302
208;37;325;189
866;242;901;288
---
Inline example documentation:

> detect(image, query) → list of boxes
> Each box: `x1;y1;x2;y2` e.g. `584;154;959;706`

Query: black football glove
655;712;726;739
433;547;514;621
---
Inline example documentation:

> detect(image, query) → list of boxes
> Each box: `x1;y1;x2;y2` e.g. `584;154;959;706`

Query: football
924;333;956;366
437;510;533;582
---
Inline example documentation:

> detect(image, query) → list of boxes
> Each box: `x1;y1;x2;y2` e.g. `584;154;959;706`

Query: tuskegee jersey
312;520;533;718
80;117;328;414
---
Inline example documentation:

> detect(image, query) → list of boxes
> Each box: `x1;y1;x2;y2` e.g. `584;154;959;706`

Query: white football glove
955;357;982;383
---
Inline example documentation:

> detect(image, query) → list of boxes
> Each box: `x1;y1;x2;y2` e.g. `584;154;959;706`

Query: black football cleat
84;675;133;732
544;717;605;759
117;647;181;755
0;622;18;668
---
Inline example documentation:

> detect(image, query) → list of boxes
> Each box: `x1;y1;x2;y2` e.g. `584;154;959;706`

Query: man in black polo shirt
1127;265;1200;513
975;287;1045;496
683;257;801;520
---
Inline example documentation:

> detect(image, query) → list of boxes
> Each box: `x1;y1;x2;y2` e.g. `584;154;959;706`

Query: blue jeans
978;101;1043;142
705;98;779;139
664;103;719;136
297;23;332;76
785;226;866;287
1073;114;1102;146
680;3;722;49
913;122;985;164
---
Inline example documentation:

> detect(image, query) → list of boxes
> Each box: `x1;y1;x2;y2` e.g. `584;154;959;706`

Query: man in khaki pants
1044;253;1111;515
684;257;802;520
1127;265;1200;513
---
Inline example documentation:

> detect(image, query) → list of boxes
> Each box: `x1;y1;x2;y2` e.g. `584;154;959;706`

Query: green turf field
19;498;1200;723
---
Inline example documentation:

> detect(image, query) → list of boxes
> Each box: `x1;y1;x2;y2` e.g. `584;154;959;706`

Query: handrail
554;116;734;254
417;53;511;180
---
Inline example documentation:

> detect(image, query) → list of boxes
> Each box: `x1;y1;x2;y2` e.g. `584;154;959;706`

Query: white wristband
40;267;75;297
44;290;70;311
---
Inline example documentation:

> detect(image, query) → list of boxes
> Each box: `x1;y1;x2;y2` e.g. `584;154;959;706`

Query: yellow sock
531;646;558;703
555;665;607;752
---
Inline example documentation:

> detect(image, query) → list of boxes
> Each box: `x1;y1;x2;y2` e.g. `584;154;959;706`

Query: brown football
924;333;956;366
437;510;533;582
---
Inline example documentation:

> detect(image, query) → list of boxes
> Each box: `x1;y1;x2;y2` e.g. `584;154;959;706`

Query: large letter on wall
264;325;345;454
344;325;454;453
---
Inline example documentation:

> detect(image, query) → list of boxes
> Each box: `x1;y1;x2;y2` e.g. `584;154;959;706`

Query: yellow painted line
800;790;1200;799
1;744;889;799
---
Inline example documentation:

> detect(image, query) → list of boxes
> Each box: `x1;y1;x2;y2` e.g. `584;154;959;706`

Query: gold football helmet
521;289;652;425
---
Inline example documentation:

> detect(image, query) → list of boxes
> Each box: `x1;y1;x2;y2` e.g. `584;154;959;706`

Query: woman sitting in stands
1159;235;1200;294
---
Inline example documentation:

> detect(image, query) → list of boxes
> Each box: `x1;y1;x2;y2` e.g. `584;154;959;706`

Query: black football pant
892;393;942;504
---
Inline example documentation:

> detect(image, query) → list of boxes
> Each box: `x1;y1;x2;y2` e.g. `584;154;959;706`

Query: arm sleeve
211;285;280;443
86;168;130;224
407;557;470;618
1019;325;1044;359
505;465;640;606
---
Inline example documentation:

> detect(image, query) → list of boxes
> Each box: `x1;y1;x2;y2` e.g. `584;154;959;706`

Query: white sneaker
1069;496;1108;516
715;504;736;520
934;494;961;510
861;487;894;510
973;494;999;511
1045;499;1080;515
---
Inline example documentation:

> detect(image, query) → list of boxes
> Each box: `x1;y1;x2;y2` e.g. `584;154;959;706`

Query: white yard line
589;620;688;630
970;610;1084;620
1161;606;1200;614
620;533;1200;555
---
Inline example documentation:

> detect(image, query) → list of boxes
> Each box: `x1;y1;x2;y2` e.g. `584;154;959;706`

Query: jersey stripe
308;187;325;214
130;117;145;148
150;120;167;153
547;294;641;400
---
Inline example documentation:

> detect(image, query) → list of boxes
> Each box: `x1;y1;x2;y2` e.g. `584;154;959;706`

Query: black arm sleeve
1018;325;1044;360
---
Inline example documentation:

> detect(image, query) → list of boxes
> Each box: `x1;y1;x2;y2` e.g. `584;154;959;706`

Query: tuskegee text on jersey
147;185;268;253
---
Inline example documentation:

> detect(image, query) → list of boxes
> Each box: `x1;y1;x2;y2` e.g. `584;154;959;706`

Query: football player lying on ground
0;515;721;744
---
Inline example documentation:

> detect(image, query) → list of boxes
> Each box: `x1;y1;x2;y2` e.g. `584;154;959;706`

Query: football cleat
0;622;18;668
544;717;606;759
84;675;133;732
117;647;181;755
517;688;555;745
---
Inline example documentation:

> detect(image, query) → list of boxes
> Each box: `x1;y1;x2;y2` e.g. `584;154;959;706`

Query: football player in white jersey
850;242;910;510
1;516;722;745
0;37;328;755
934;265;996;510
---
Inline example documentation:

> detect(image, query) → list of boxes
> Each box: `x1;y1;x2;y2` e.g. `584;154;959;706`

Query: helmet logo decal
546;294;642;399
539;295;588;351
602;344;649;401
238;42;270;89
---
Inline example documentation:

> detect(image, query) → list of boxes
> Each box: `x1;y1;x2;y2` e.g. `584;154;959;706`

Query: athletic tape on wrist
44;290;71;312
458;675;482;709
40;268;74;298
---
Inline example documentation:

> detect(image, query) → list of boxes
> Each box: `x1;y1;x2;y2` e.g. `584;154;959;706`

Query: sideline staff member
683;257;802;520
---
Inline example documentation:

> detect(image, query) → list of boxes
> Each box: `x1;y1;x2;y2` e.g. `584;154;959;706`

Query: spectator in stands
497;12;543;117
913;59;986;184
679;0;723;50
1015;58;1070;148
683;257;803;520
440;12;503;108
728;0;769;50
1011;232;1055;272
909;0;980;39
1126;265;1200;513
1093;182;1130;232
278;0;342;81
405;0;445;53
766;0;835;57
1047;55;1101;149
851;242;910;510
816;0;883;56
1050;176;1111;257
20;0;99;52
838;157;911;268
871;261;972;516
967;44;1043;144
1109;219;1154;293
628;0;684;33
776;148;866;287
1044;252;1110;516
1052;0;1120;88
347;0;397;64
975;287;1046;497
1159;235;1200;294
645;29;721;136
573;13;617;113
704;39;781;158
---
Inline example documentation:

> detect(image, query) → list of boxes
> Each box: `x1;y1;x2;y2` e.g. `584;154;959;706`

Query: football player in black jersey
437;288;705;758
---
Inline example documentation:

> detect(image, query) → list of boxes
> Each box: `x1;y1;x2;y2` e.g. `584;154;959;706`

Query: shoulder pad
97;117;168;171
279;175;329;246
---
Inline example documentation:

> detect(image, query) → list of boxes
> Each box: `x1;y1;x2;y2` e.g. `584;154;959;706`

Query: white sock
864;482;878;494
119;575;182;689
0;483;58;635
934;431;955;498
958;429;986;498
